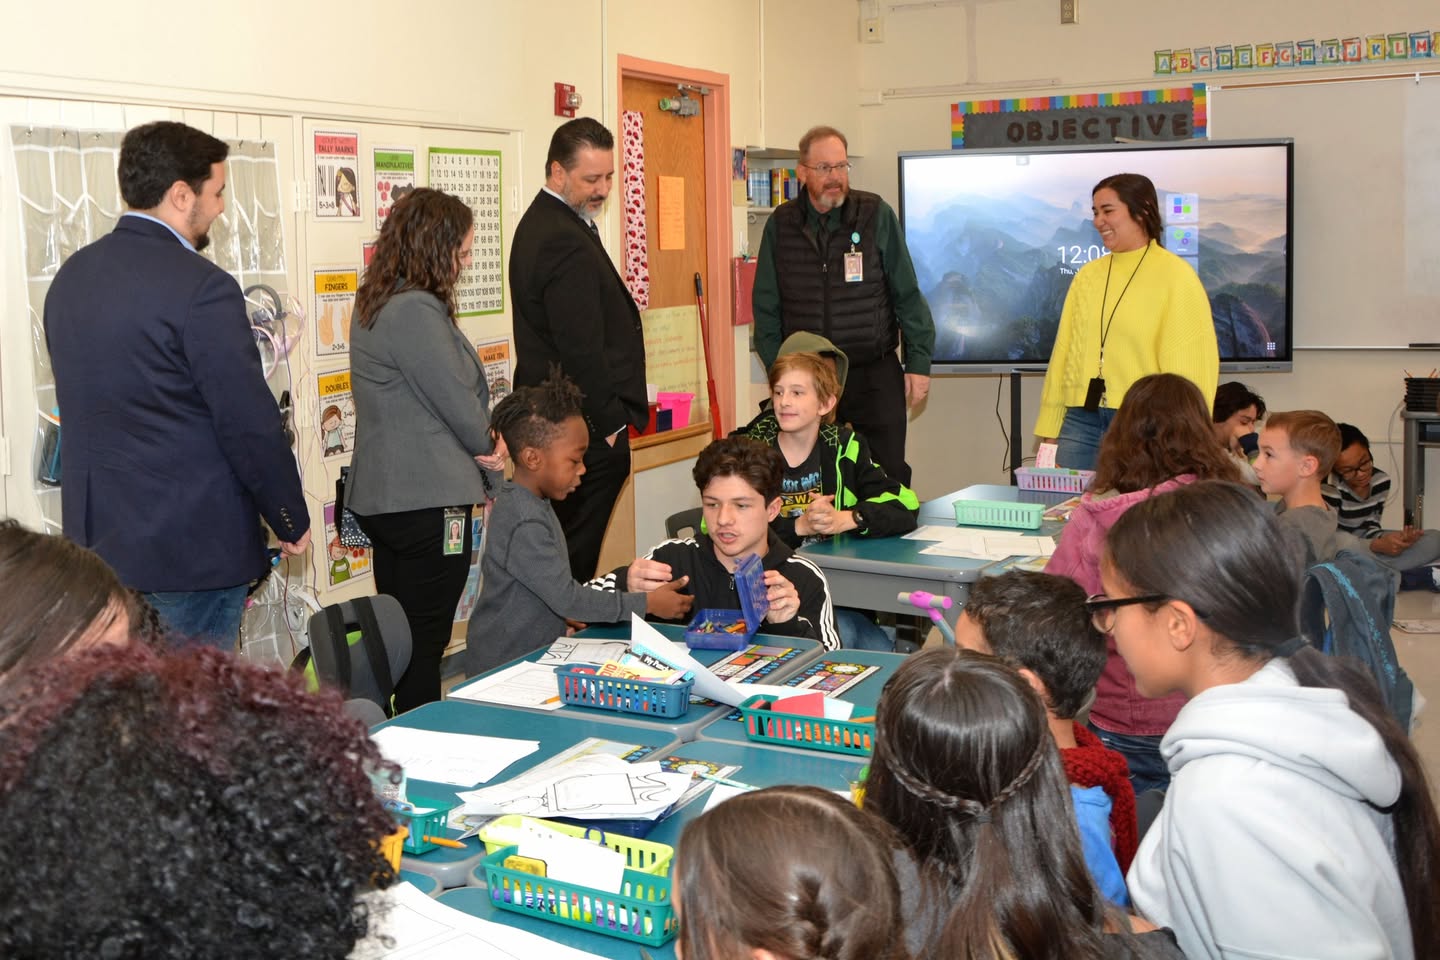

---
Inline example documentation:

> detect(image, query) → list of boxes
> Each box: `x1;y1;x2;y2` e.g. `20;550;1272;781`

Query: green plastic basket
737;694;874;756
953;499;1044;530
476;815;673;875
483;843;677;946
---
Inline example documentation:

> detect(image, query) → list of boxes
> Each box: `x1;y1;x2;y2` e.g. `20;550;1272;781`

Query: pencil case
1014;466;1095;494
483;843;677;946
476;815;673;875
736;694;875;756
952;499;1044;531
555;666;694;718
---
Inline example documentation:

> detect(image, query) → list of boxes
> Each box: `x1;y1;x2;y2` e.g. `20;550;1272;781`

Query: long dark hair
866;648;1124;959
675;785;907;960
1093;172;1162;244
1105;480;1440;956
354;188;472;328
1092;373;1241;494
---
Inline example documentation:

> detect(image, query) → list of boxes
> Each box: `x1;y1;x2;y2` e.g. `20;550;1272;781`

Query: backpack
1299;548;1414;731
291;596;411;719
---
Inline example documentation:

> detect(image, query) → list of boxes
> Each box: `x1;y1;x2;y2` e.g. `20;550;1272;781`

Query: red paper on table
770;691;826;718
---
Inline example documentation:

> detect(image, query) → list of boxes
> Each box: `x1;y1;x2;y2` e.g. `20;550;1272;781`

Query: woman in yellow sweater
1036;173;1219;471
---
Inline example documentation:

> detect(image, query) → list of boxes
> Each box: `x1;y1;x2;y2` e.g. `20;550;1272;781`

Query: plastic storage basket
477;816;674;873
1014;466;1095;493
379;827;407;871
952;499;1044;530
737;694;875;756
483;843;677;947
394;804;453;855
555;665;694;718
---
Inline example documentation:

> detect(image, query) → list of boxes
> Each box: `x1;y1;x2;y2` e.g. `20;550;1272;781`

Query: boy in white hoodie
1095;480;1439;960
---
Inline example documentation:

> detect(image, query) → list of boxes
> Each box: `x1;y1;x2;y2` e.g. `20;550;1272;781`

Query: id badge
1083;377;1106;412
442;507;466;556
843;250;864;283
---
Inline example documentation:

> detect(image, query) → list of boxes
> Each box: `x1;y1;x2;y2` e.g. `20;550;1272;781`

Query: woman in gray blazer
348;189;501;711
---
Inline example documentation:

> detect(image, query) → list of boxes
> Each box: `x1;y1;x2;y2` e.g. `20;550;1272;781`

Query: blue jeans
1055;407;1118;472
1376;529;1440;573
1088;724;1170;795
835;608;895;651
143;585;249;651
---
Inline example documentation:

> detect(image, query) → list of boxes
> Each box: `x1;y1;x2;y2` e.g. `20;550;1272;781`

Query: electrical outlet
1060;0;1077;24
861;17;884;43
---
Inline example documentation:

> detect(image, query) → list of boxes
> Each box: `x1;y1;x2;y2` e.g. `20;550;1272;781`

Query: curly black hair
0;644;400;959
489;370;585;455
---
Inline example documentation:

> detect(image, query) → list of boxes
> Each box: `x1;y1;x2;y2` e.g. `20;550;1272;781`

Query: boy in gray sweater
1254;410;1362;570
463;376;692;677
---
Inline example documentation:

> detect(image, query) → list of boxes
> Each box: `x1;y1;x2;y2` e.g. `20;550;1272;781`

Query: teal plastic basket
483;843;677;946
737;694;874;757
952;499;1044;530
555;666;694;718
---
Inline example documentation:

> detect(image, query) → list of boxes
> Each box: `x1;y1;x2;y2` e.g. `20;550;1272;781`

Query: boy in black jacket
587;437;840;650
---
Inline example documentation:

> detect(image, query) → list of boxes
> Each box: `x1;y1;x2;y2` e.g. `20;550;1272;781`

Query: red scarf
1062;722;1139;872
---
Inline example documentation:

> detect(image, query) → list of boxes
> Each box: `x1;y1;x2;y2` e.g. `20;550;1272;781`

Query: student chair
665;507;704;540
303;595;412;719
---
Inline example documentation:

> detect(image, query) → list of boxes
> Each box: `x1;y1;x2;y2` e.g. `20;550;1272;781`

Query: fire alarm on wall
554;83;581;118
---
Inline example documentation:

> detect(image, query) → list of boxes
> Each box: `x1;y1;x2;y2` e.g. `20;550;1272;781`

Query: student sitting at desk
464;375;693;678
956;569;1138;906
1046;373;1241;794
738;348;917;649
589;437;840;650
866;648;1185;959
1324;422;1440;585
1252;410;1362;571
0;643;399;959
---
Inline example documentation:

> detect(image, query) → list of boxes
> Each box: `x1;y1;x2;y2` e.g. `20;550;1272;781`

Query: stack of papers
449;660;567;710
908;527;1056;561
369;727;539;787
457;753;692;821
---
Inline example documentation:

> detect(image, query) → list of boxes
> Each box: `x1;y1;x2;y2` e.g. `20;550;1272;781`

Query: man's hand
762;570;801;624
645;577;693;620
905;373;931;408
627;558;675;593
280;529;312;556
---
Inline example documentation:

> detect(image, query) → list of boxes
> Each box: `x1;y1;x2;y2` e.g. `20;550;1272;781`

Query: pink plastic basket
1014;467;1094;494
656;392;694;428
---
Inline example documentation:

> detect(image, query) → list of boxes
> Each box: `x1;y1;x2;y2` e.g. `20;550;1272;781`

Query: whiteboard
1209;75;1440;348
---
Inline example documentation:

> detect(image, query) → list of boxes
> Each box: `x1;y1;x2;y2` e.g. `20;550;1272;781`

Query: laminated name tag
843;251;864;283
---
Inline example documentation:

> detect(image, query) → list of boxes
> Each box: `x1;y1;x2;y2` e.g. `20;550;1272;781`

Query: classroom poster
314;130;360;219
640;305;706;422
453;514;485;623
373;146;416;230
316;369;356;459
428;147;503;316
360;240;377;273
323;501;372;586
476;338;512;410
313;267;357;358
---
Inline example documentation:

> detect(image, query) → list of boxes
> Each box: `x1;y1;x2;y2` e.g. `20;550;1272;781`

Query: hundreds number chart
428;147;504;317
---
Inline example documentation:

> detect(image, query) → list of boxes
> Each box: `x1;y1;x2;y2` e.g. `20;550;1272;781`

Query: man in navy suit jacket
44;121;309;649
511;118;648;580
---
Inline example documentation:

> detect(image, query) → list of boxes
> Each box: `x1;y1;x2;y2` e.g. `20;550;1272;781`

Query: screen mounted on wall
898;139;1293;373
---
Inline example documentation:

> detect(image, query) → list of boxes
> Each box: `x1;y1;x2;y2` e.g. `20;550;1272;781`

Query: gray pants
1373;529;1440;572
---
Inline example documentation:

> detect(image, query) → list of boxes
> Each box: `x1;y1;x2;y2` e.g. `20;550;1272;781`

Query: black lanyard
1096;242;1151;376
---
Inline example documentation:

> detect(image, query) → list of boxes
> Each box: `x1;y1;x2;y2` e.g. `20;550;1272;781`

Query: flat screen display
898;140;1293;372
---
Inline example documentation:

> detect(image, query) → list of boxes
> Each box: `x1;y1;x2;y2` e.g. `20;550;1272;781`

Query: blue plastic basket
555;666;694;718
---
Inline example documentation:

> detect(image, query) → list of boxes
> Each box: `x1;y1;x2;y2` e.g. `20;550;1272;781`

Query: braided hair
489;369;585;456
675;785;908;960
867;648;1129;960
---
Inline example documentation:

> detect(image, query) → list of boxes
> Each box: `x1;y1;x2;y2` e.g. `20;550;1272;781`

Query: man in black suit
45;121;309;649
511;118;648;580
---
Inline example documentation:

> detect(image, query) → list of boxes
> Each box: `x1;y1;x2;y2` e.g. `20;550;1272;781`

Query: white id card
843;251;864;282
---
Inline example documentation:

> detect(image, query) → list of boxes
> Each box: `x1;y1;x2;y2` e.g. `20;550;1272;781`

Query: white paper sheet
1035;442;1059;468
369;727;540;787
457;754;692;820
700;782;748;814
918;530;1055;561
448;661;564;710
352;881;608;960
536;638;630;666
629;614;801;708
902;524;962;541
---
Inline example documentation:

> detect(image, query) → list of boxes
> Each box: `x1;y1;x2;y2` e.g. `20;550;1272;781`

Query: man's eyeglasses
1335;456;1374;481
1085;593;1170;634
802;161;852;175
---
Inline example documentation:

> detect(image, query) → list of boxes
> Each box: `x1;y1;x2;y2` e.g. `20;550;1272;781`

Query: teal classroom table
448;622;825;741
917;482;1071;527
447;741;867;958
696;649;903;755
375;700;680;888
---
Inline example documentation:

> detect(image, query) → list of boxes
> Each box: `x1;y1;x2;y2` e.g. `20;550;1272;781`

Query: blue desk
376;700;679;888
445;740;866;959
448;622;824;741
696;650;903;755
398;869;440;897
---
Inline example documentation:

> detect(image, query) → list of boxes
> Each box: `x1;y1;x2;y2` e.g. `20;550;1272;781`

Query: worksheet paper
917;530;1056;561
352;881;606;960
536;637;630;666
369;727;539;787
456;753;692;820
447;661;564;710
628;614;807;707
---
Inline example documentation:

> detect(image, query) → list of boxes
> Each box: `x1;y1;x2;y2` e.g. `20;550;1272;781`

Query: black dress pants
837;352;911;486
551;431;631;581
357;504;472;712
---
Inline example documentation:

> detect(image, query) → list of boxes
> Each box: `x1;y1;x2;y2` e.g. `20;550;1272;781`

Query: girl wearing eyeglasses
1045;373;1242;794
1099;480;1440;960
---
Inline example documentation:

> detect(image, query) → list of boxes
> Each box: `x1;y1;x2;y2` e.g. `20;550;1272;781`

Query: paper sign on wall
373;146;416;230
429;147;504;316
658;175;685;251
476;338;512;410
314;130;360;219
313;267;358;358
323;500;371;585
317;370;356;459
